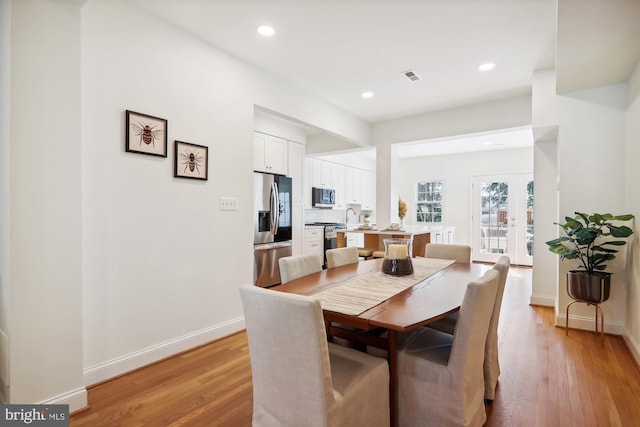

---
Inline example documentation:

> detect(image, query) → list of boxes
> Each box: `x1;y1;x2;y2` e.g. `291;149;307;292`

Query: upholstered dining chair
278;253;322;284
326;246;360;269
424;243;472;263
239;284;390;427
426;255;510;400
397;269;499;427
481;255;510;400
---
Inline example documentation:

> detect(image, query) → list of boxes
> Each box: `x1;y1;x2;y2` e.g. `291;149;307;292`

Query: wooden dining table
270;257;490;427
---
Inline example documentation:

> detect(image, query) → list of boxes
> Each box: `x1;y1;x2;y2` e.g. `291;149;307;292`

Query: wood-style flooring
70;266;640;426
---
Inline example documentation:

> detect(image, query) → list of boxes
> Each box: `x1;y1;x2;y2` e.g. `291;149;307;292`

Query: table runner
314;257;455;315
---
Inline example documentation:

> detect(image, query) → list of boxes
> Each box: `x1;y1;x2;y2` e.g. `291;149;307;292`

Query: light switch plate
219;197;239;211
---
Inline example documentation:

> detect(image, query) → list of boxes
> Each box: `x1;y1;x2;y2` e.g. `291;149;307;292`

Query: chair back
484;255;510;399
326;246;359;269
239;284;334;426
279;254;322;284
424;244;471;263
448;269;498;380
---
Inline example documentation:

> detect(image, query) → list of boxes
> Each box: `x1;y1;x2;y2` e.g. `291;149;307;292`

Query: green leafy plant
546;212;634;274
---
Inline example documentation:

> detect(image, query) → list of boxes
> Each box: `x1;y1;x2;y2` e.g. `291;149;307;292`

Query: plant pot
567;270;611;304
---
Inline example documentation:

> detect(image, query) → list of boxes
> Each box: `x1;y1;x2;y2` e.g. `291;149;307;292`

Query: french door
472;174;534;266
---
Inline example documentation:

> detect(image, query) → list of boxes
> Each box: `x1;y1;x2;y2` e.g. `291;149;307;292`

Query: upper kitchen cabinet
345;167;363;205
309;158;346;209
345;167;375;208
288;141;304;203
361;169;375;210
253;131;288;176
332;164;346;209
288;141;305;255
310;158;333;188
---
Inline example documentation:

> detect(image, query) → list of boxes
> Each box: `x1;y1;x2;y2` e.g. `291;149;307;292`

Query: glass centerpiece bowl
381;238;414;275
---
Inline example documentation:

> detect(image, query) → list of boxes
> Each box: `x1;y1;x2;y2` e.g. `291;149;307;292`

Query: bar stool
372;250;385;259
358;248;375;260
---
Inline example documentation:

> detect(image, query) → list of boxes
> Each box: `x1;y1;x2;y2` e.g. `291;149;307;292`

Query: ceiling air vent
402;70;422;82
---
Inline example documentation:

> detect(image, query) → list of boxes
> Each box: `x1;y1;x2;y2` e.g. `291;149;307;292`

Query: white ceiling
396;126;533;159
131;0;639;156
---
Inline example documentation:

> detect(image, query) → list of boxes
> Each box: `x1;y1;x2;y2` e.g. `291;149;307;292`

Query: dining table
270;257;491;427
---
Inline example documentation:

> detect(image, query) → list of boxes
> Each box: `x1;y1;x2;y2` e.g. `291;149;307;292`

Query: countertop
341;225;455;235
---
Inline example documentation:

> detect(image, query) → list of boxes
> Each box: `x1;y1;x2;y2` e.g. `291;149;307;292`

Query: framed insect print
174;141;208;180
125;110;168;157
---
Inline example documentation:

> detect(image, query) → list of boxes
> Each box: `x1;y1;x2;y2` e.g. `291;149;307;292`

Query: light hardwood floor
70;266;640;426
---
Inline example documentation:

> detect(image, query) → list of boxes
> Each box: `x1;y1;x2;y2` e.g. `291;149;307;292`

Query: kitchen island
337;226;455;258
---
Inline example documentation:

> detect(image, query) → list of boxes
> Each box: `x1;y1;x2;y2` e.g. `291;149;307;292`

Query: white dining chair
397;269;499;427
326;246;360;269
426;255;510;400
424;243;471;263
239;284;390;427
482;255;510;400
278;253;322;284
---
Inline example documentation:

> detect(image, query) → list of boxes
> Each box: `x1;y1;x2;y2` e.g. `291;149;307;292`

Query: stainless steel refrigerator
253;171;292;287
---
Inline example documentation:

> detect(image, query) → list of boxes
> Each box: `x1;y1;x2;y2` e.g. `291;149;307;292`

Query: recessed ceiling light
361;92;374;99
257;25;275;37
478;62;495;71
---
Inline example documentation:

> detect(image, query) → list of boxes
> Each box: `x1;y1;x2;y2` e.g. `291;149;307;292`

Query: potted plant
546;212;634;303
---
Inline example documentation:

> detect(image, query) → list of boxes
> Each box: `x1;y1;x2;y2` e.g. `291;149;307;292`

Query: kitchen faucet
345;207;356;224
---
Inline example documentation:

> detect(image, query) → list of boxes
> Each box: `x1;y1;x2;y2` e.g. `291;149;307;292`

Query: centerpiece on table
381;238;414;275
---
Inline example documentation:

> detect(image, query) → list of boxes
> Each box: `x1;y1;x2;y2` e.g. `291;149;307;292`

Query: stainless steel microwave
312;187;335;208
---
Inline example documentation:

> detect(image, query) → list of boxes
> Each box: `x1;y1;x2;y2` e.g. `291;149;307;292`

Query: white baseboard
623;331;640;367
84;317;245;387
40;387;87;413
529;293;555;307
555;312;624;335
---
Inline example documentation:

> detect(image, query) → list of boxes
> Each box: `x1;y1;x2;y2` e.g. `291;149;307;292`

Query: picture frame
174;141;208;180
125;110;168;157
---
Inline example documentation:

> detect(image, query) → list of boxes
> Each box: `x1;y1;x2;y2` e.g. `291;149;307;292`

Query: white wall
530;68;559;307
0;0;12;404
556;84;629;333
372;95;532;227
80;0;370;388
3;0;85;408
398;147;533;244
531;139;558;307
624;60;640;362
254;109;307;144
315;151;376;171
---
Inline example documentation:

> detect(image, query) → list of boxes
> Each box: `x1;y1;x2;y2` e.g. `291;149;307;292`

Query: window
416;181;443;223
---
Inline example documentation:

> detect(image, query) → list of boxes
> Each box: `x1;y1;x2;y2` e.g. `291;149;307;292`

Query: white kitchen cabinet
361;169;375;210
344;167;375;208
253;131;288;175
346;232;364;248
345;167;363;205
303;226;324;267
304;157;313;208
309;158;345;208
288;141;304;202
430;227;456;244
332;164;346;209
288;141;305;255
310;158;333;188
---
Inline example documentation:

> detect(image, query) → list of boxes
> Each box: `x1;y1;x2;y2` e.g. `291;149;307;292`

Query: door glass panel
480;181;509;255
526;180;534;256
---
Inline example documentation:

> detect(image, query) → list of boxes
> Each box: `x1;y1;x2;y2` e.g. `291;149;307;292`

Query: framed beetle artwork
125;110;168;157
174;141;208;181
